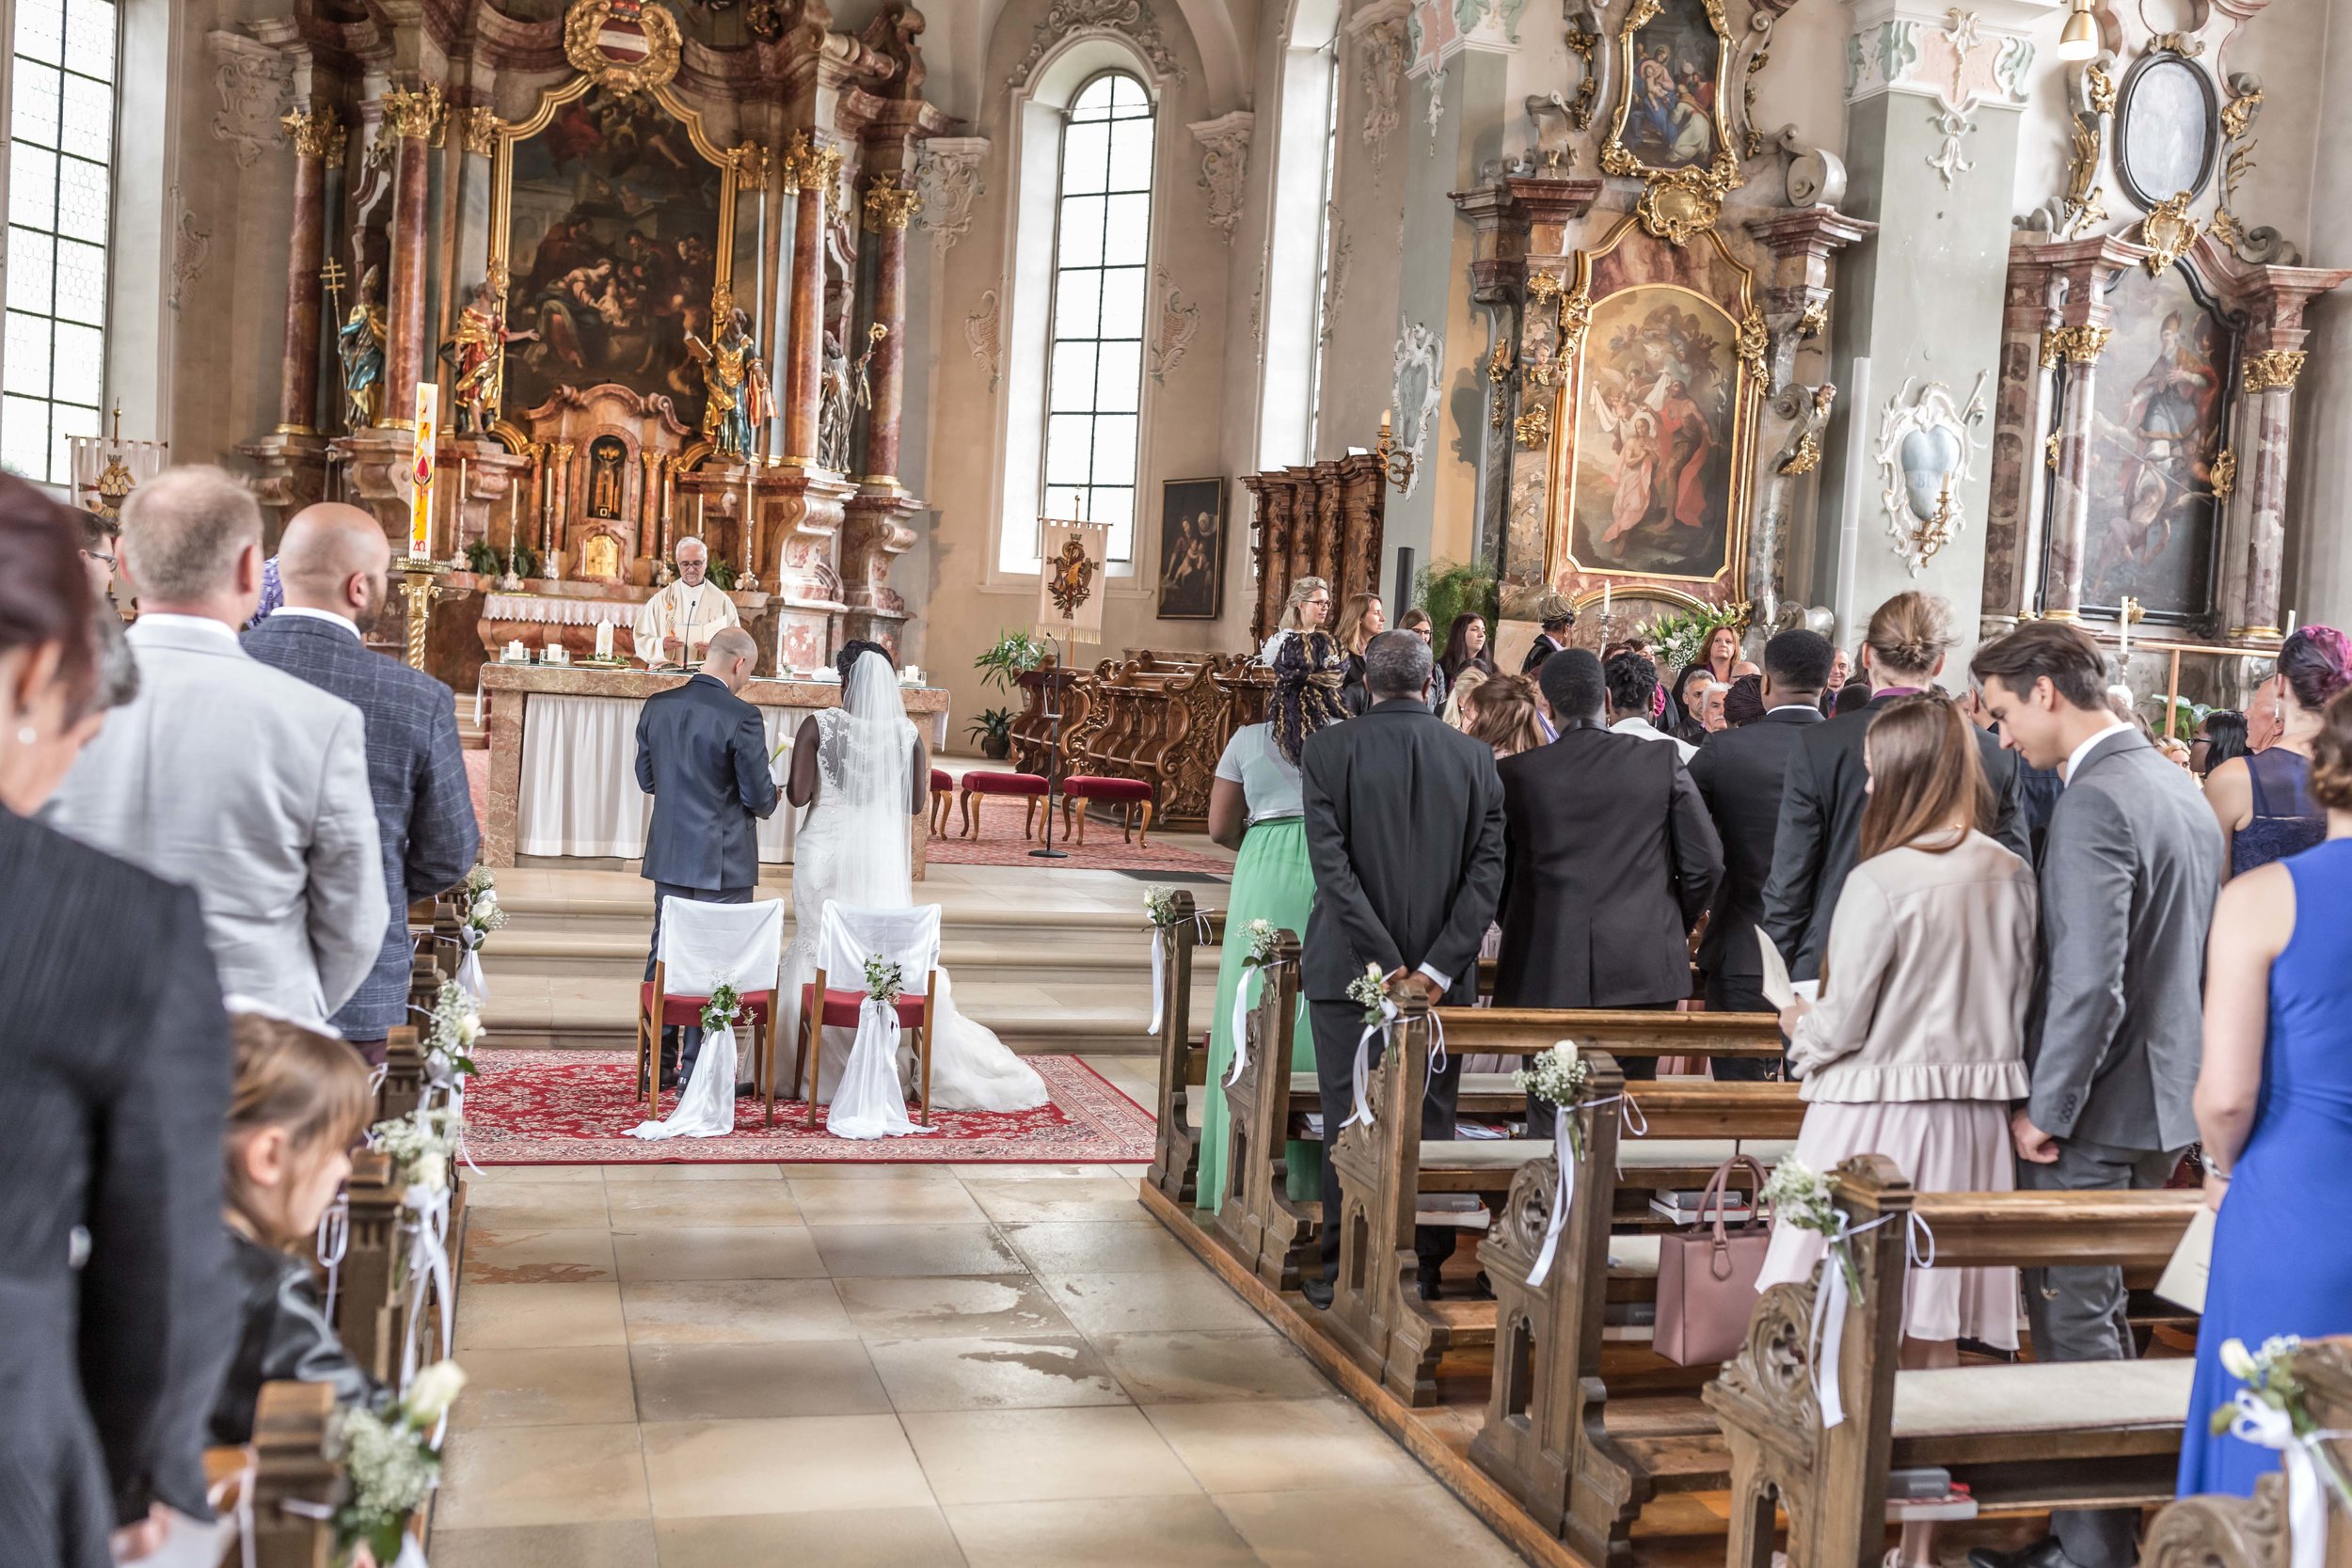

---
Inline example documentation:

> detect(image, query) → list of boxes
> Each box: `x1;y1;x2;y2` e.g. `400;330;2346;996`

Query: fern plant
1413;558;1499;642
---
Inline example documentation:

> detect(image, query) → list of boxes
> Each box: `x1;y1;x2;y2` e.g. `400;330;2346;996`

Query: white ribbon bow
1808;1208;1934;1428
1226;964;1261;1088
1524;1094;1642;1289
1146;913;1215;1037
315;1193;350;1324
455;927;488;1006
2228;1393;2352;1568
399;1185;456;1418
1338;1002;1452;1131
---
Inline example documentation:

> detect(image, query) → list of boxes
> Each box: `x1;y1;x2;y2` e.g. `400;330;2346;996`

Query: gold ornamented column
379;83;446;430
278;108;342;436
782;134;842;466
859;170;920;479
2037;321;2115;622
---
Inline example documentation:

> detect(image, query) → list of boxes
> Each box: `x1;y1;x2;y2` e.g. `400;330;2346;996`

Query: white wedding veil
818;650;918;899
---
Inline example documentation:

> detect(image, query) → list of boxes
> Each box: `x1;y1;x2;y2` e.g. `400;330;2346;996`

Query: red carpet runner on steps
461;1049;1157;1165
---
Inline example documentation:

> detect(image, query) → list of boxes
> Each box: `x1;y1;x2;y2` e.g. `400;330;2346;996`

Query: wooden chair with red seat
928;767;954;836
635;895;786;1117
1060;774;1155;846
958;770;1050;838
784;901;943;1129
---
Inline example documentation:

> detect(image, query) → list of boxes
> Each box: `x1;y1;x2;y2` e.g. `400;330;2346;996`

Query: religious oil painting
1155;478;1228;619
2077;261;2231;620
1610;0;1727;175
1565;285;1741;581
501;87;726;430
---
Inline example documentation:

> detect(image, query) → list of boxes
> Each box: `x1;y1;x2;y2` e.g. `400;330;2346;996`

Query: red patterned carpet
462;1049;1156;1165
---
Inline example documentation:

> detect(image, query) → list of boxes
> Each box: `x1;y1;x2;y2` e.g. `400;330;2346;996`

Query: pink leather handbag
1653;1153;1771;1367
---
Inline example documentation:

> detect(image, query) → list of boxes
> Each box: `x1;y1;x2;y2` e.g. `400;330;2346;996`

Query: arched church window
1257;0;1341;468
3;0;117;485
1301;40;1340;457
1039;71;1154;564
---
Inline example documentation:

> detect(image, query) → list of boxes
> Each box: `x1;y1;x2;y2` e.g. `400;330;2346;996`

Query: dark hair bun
2279;626;2352;713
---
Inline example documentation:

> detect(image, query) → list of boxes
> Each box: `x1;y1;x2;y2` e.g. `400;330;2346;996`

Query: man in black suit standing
1688;629;1832;1079
1496;651;1722;1087
1300;631;1506;1308
1761;592;2028;980
245;503;481;1065
1519;595;1576;676
637;626;780;1087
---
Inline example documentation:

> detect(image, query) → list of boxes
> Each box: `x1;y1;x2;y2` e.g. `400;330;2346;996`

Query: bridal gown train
780;660;1048;1115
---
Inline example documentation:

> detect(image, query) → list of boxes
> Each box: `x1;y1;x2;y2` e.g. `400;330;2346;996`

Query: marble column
2038;324;2110;620
1980;244;2064;630
2218;261;2352;634
783;135;841;466
380;84;444;430
278;109;339;435
859;171;919;480
2228;352;2303;636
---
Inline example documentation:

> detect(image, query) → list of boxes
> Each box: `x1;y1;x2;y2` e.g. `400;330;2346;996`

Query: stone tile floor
433;1053;1525;1568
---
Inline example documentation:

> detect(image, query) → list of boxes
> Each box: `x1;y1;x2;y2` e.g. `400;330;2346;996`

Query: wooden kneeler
1144;890;1223;1207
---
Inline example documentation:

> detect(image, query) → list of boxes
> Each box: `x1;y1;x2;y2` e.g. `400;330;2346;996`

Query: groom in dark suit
638;626;779;1086
1300;631;1506;1308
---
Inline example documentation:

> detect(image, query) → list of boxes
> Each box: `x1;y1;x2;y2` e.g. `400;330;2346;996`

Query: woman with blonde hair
1466;673;1548;757
1257;576;1333;665
1757;694;2037;1568
1442;665;1488;729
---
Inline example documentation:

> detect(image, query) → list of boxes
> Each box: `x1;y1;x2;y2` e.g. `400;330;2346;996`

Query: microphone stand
1029;630;1070;860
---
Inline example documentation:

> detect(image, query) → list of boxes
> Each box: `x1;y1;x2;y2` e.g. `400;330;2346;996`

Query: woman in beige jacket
1756;694;2038;1354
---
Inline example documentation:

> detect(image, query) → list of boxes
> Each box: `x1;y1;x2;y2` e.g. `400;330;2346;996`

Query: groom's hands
1385;967;1440;1006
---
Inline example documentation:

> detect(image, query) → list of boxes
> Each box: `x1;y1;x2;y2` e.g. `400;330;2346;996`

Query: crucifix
320;258;348;327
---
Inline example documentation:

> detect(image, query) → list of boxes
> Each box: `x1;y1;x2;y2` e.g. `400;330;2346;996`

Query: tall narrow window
1301;40;1341;458
1040;71;1154;563
5;0;117;486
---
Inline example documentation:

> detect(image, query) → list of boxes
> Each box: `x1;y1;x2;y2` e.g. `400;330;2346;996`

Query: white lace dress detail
779;672;1049;1115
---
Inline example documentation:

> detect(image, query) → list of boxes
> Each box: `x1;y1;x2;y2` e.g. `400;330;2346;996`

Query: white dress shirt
271;606;361;640
1610;714;1699;763
2062;719;2132;784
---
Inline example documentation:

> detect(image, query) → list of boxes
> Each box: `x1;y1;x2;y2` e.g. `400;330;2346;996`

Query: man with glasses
634;535;741;670
245;502;480;1063
77;509;119;604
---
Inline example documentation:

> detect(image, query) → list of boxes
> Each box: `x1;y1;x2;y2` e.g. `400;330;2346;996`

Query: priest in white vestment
634;535;740;668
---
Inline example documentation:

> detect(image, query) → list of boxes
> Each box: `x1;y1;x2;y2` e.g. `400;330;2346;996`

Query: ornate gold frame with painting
1600;0;1743;243
1540;212;1761;605
478;17;765;455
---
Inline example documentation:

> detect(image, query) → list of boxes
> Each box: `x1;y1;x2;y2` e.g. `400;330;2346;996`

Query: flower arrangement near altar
331;1358;468;1564
864;955;905;1007
2211;1336;2352;1512
701;983;743;1034
1238;918;1283;969
1346;961;1389;1024
1759;1158;1861;1295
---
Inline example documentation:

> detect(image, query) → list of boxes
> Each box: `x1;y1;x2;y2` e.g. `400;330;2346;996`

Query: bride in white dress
780;645;1048;1114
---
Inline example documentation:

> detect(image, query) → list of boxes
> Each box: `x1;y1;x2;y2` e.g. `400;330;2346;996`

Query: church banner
1035;519;1109;645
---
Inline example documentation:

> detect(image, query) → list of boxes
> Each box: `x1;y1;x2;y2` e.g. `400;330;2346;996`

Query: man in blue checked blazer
245;504;480;1059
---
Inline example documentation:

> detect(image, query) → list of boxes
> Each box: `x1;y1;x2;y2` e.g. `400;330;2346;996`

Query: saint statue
817;328;852;471
685;302;771;460
443;276;537;435
337;265;388;430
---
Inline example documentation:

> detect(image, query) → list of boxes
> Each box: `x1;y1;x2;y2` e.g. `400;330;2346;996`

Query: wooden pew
378;1025;425;1125
1144;890;1223;1207
1209;934;1547;1292
1708;1154;2202;1568
217;1380;341;1568
1470;1053;1804;1562
1323;994;1800;1409
335;1150;405;1388
2143;1337;2352;1568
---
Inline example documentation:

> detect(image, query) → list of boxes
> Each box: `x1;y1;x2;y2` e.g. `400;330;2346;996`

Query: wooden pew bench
1145;891;1223;1207
2143;1336;2352;1568
1707;1154;2203;1568
204;1381;341;1568
1321;994;1799;1408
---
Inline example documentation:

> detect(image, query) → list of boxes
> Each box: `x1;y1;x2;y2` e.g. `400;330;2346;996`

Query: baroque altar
237;0;951;683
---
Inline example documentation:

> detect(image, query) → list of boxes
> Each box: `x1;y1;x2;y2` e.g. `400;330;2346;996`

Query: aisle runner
463;1049;1155;1164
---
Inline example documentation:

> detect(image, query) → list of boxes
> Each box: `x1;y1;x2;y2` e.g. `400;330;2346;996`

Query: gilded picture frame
1540;213;1762;606
478;69;765;449
1599;0;1741;194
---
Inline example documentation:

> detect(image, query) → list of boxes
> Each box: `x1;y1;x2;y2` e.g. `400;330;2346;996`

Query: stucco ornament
1391;322;1443;500
1876;372;1989;576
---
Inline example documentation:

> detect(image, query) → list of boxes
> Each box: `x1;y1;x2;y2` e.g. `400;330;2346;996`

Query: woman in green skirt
1196;630;1349;1212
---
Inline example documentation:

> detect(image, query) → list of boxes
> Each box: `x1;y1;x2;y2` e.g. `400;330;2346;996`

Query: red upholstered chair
928;768;954;837
785;903;944;1129
787;972;937;1128
1060;775;1155;847
637;980;776;1115
958;770;1050;840
634;896;786;1118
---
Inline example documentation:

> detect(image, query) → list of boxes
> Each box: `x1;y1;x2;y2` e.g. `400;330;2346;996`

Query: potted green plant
975;629;1047;694
1413;558;1499;641
966;707;1016;761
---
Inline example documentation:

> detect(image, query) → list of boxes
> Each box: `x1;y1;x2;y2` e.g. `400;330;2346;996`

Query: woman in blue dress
2179;687;2352;1496
2204;626;2350;876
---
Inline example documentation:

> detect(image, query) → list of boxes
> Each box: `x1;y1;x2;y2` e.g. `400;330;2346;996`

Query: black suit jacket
244;614;481;1036
1760;690;2028;978
634;673;781;891
0;810;232;1566
1688;705;1822;979
1494;724;1723;1007
1299;699;1506;1004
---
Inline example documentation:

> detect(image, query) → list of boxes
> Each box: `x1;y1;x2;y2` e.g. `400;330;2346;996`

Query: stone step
482;931;1176;980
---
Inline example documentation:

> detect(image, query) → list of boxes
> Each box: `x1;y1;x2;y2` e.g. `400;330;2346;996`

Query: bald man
636;625;779;1089
244;502;480;1059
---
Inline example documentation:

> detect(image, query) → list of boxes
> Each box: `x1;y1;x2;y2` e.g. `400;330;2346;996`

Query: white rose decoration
414;1150;449;1194
405;1359;469;1425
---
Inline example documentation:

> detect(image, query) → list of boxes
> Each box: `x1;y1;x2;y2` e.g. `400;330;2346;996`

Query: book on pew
1651;1190;1756;1225
1886;1473;1975;1521
2154;1204;2214;1312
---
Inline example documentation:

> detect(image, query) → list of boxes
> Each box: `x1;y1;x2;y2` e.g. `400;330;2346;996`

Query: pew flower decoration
1759;1158;1862;1297
460;865;506;933
2212;1337;2352;1497
331;1358;469;1563
1515;1046;1593;1158
370;1106;463;1197
427;980;482;1080
1143;885;1180;927
1346;960;1388;1023
701;983;742;1035
1240;918;1283;970
865;955;905;1007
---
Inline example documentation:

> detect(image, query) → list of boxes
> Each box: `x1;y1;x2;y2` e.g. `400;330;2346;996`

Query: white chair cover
820;900;941;1140
628;896;785;1141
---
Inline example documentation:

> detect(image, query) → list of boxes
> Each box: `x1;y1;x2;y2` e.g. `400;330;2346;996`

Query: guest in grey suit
1299;630;1507;1308
245;505;481;1061
1969;620;2223;1568
0;473;233;1568
52;467;387;1025
638;626;780;1085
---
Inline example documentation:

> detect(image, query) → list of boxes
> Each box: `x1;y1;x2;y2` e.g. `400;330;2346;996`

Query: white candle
1601;581;1611;619
596;619;613;660
2118;599;2130;658
2287;610;2299;636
